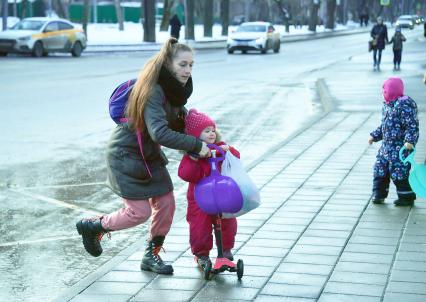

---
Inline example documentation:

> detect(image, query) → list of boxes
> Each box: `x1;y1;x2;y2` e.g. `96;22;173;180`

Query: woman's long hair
126;38;193;131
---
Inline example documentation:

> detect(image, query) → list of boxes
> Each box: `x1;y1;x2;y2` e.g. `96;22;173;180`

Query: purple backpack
108;79;154;178
109;79;136;124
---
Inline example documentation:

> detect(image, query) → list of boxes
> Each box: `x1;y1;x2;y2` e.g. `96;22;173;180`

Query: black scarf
158;66;193;107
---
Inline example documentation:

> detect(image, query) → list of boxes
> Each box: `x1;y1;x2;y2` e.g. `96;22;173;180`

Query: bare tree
185;0;195;40
143;0;156;42
160;0;175;31
21;0;27;18
54;0;69;19
220;0;229;36
204;0;213;37
114;0;124;31
325;0;336;29
82;0;91;37
308;0;319;31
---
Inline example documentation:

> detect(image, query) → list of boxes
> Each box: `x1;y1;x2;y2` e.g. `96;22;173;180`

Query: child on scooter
368;77;419;206
178;109;239;268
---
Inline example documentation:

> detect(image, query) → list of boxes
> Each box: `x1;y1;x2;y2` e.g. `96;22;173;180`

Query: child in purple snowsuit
368;77;419;206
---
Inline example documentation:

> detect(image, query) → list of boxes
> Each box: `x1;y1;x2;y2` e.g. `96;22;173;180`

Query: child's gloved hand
220;145;230;152
404;142;414;150
368;136;374;145
199;142;211;158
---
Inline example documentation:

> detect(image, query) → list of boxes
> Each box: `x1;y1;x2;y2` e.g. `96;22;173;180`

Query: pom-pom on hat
185;109;216;138
383;77;404;104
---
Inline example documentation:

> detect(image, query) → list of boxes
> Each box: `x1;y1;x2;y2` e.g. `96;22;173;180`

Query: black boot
140;236;173;275
76;217;109;257
394;199;414;207
196;255;211;269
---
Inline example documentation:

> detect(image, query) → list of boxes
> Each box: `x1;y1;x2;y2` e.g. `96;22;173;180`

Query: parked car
0;17;87;57
227;21;281;54
395;15;415;29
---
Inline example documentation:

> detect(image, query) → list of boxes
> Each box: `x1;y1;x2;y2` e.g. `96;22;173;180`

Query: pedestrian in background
76;38;211;275
388;27;406;71
368;77;419;207
178;109;239;269
370;16;388;71
169;14;182;41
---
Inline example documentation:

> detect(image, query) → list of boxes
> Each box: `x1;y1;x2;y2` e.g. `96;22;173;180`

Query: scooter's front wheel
237;259;244;280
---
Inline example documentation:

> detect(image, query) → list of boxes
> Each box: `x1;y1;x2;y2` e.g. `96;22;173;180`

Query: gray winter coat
106;84;202;200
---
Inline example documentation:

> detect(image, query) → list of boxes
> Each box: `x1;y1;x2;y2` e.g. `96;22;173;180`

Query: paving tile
205;275;268;289
242;265;277;277
297;236;347;247
323;281;383;296
244;238;295;248
269;272;328;285
339;252;394;265
82;281;143;295
70;294;132;302
318;293;381;302
284;253;338;265
309;223;355;231
99;271;154;283
113;260;143;272
303;229;351;239
387;281;426;294
348;236;399;246
191;286;259;301
383;292;426;302
237;246;289;258
344;243;396;255
291;244;343;256
230;255;282;267
146;277;205;291
334;262;390;274
392;260;426;272
329;271;387;285
252;231;300;240
260;283;322;299
131;289;196;302
276;262;334;276
396;252;426;262
255;295;315;302
390;270;426;282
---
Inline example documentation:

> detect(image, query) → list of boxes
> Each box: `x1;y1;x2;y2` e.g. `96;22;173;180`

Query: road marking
11;189;104;216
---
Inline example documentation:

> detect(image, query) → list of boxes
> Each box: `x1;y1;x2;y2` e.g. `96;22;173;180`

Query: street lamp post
2;0;7;31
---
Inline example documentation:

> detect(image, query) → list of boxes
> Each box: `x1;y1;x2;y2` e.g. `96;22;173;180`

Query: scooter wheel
237;259;244;280
204;260;212;280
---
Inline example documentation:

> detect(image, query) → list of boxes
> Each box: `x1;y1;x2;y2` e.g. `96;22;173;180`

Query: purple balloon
194;145;243;215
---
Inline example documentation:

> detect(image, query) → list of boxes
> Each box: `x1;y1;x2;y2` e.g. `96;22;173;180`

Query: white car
395;15;415;29
0;17;87;57
227;21;281;54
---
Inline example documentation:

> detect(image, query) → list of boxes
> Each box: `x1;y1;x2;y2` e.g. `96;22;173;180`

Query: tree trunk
82;0;90;37
160;0;175;31
2;0;8;31
326;0;336;29
204;0;213;37
54;0;68;19
143;0;156;42
220;0;229;36
21;0;27;18
308;1;319;31
114;0;124;31
184;0;195;40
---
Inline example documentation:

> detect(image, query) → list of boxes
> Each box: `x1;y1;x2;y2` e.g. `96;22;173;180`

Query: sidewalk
57;88;426;302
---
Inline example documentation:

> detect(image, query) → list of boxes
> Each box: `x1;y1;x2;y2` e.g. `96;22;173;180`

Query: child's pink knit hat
185;109;216;138
383;77;404;103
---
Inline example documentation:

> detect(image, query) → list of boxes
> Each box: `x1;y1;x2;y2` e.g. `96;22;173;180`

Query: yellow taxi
0;17;87;57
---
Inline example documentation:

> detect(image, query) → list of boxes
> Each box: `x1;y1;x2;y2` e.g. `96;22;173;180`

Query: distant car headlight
409;21;413;25
227;37;235;43
18;36;31;41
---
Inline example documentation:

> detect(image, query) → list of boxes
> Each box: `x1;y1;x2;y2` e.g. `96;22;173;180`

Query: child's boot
76;217;110;257
223;249;234;261
371;198;385;204
141;236;174;274
196;255;211;269
394;199;414;207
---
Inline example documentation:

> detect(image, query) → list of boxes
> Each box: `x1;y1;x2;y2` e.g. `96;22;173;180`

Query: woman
76;38;210;275
370;16;388;71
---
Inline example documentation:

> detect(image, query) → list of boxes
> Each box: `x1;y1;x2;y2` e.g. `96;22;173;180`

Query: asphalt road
0;26;424;302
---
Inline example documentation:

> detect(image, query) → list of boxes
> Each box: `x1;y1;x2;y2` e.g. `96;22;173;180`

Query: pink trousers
101;191;175;238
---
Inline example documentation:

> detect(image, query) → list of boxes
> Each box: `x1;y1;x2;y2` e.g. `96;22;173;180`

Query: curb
85;27;371;53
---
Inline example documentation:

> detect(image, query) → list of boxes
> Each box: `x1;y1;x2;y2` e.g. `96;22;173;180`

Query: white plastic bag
221;152;261;218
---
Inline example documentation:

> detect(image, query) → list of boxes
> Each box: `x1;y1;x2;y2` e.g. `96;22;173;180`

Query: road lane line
11;189;104;216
